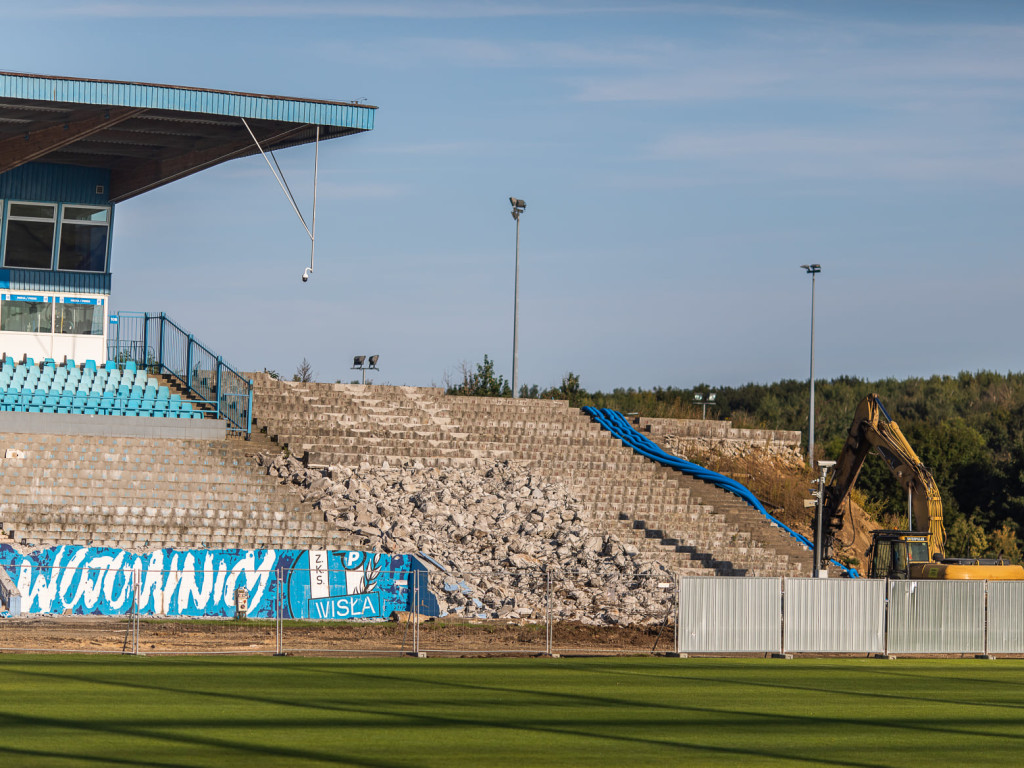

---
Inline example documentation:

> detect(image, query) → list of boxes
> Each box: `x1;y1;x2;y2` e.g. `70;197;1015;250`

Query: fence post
545;568;552;657
186;335;194;391
674;575;681;656
215;356;223;422
142;313;149;370
413;577;420;657
275;565;284;656
133;570;141;656
246;380;254;438
158;312;166;372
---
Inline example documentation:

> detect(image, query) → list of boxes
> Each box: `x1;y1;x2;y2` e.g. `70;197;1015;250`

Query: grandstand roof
0;71;376;203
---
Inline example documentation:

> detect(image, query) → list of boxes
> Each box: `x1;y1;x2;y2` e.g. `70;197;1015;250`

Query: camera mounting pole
241;118;319;282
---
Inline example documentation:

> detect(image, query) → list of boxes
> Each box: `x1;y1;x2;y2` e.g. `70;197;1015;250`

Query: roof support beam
109;124;311;203
0;106;146;174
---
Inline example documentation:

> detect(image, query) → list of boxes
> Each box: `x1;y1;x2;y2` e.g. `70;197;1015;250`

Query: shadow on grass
6;657;1019;767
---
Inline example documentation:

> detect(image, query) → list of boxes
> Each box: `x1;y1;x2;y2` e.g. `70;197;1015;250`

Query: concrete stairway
251;376;810;577
0;431;358;552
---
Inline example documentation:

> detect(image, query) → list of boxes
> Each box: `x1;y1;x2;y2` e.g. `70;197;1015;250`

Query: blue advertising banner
0;545;438;619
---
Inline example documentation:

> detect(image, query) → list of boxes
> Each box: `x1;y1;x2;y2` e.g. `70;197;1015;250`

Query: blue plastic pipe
582;407;858;577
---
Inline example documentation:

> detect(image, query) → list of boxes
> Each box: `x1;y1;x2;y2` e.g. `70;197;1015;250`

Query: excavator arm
821;394;945;565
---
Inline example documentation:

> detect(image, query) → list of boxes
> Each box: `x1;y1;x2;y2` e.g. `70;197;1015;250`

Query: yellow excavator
820;394;1024;580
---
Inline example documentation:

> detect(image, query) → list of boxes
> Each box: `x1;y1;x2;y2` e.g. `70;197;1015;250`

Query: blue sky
7;1;1024;391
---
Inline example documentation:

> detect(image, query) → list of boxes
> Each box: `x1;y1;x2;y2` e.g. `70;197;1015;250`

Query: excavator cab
867;531;931;579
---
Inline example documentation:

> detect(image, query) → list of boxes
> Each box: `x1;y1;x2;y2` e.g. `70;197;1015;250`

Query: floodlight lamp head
368;355;379;368
801;263;821;275
694;394;703;402
352;356;365;367
708;393;717;402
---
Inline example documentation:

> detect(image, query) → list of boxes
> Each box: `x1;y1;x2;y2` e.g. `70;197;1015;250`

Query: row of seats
0;358;206;419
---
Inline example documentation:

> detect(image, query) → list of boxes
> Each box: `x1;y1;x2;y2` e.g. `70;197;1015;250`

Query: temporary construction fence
0;564;677;657
677;577;1024;656
5;567;1024;657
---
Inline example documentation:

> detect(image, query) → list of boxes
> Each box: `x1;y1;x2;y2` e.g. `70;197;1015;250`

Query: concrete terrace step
251;374;812;578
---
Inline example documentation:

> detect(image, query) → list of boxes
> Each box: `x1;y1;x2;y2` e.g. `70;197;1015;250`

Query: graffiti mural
0;544;438;619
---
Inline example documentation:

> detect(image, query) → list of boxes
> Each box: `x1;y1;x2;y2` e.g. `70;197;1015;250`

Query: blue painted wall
0;163;110;205
0;545;438;619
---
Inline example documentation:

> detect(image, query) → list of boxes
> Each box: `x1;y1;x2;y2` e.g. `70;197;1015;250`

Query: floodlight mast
510;197;526;398
801;263;821;467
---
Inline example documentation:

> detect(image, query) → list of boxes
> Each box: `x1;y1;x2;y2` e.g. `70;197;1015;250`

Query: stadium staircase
251;376;812;577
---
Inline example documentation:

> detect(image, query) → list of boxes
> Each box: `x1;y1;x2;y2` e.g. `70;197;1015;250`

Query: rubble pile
257;454;674;625
661;434;805;472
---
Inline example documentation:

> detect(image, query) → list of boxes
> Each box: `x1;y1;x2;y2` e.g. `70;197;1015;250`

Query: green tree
292;358;314;383
946;515;989;558
447;355;512;398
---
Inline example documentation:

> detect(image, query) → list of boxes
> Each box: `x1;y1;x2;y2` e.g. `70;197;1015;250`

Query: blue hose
582;407;857;578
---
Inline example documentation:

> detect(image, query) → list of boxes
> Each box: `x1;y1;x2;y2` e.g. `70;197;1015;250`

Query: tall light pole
510;197;526;398
801;264;821;467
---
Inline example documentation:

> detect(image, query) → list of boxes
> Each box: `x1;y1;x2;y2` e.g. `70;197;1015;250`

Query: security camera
301;267;311;283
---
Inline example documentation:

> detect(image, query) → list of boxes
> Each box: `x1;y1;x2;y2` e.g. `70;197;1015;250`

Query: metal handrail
107;311;253;436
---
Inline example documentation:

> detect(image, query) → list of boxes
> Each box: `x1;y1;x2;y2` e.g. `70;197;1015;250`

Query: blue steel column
215;355;222;422
142;313;149;370
158;312;166;373
246;379;254;438
186;334;193;391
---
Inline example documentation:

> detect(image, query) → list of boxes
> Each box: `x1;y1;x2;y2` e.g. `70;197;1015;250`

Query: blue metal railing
108;311;253;436
583;406;858;577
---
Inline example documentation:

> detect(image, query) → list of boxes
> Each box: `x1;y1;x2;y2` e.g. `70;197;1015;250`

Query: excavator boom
821;394;944;564
821;394;1023;579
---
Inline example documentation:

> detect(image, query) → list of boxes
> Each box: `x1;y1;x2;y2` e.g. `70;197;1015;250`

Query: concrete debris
258;453;674;625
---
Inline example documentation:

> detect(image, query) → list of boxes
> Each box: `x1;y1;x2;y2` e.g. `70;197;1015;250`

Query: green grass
1;655;1023;767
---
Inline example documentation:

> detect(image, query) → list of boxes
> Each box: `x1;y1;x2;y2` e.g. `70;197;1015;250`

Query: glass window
4;202;57;270
1;299;52;333
55;303;102;335
58;206;110;272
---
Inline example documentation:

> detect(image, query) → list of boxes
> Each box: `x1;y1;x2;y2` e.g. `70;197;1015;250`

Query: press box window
58;206;110;272
55;302;103;335
0;299;52;333
3;203;57;270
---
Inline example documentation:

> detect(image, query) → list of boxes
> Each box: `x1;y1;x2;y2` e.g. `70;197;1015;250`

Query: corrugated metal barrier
887;580;985;655
784;578;885;654
987;581;1024;654
677;577;1023;656
677;577;781;654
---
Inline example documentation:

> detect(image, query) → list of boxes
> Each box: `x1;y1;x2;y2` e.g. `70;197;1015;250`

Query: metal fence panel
677;577;781;653
986;581;1024;654
887;580;984;654
784;578;885;653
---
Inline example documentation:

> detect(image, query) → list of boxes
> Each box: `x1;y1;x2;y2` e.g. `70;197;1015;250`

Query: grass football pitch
1;655;1022;767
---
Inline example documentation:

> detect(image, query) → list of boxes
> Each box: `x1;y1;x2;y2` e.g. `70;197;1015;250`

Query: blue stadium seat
104;360;117;371
1;388;18;411
124;360;137;372
83;360;97;373
99;392;115;414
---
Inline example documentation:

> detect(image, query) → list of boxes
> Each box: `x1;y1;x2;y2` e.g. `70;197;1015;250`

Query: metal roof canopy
0;71;376;203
